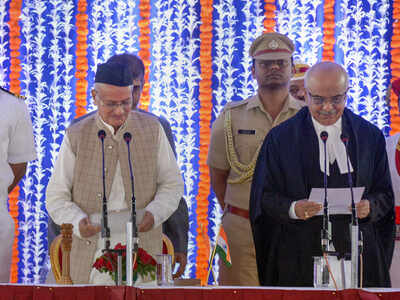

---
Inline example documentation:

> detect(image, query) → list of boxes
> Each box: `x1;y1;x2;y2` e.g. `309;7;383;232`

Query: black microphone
98;130;110;250
320;131;330;252
340;133;357;226
124;132;138;249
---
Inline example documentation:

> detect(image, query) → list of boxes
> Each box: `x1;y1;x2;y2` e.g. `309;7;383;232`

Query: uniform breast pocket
233;128;266;163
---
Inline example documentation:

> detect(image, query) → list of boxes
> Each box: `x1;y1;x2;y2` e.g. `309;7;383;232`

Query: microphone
320;131;331;285
123;132;137;239
341;132;359;288
320;131;330;252
98;130;110;250
340;133;357;225
124;132;139;286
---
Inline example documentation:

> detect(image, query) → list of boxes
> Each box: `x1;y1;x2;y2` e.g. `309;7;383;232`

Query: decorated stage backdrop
1;0;399;283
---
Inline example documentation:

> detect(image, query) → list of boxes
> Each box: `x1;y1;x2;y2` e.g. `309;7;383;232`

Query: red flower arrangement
93;243;156;282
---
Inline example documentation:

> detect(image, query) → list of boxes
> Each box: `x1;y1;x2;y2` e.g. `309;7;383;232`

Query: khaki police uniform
207;32;305;286
208;94;304;286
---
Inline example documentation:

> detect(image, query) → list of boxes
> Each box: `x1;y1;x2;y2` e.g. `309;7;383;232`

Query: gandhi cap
95;62;133;87
249;32;294;60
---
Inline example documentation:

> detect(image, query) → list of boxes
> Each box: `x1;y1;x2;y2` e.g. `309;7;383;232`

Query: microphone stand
124;132;139;286
98;130;123;285
320;131;332;285
341;133;359;288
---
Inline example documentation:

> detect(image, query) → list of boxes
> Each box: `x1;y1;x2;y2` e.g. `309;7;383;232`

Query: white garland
86;1;107;112
237;0;265;100
19;0;49;283
150;0;201;278
18;3;36;283
0;0;8;86
212;0;239;116
124;1;140;54
61;2;76;127
114;1;139;55
275;0;323;65
337;0;391;132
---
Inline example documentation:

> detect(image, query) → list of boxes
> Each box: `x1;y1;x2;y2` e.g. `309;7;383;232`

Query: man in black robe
249;61;394;287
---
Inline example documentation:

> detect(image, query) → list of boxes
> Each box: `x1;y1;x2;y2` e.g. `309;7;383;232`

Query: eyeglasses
100;99;132;111
306;90;348;106
256;59;290;69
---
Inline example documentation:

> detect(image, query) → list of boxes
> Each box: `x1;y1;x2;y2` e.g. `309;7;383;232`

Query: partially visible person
46;62;183;284
392;78;400;113
47;54;189;279
0;87;36;282
387;132;400;287
289;61;310;102
107;54;189;278
207;32;304;286
250;61;394;287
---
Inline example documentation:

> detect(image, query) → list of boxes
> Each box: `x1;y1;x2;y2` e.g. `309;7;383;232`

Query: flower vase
133;271;157;286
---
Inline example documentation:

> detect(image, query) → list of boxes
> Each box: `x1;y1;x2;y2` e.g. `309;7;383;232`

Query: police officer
289;61;310;102
207;32;304;286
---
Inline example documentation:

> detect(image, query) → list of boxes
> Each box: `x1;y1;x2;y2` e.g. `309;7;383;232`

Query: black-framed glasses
306;89;348;106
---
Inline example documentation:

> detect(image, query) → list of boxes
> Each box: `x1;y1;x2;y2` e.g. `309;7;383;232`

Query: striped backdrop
0;0;399;283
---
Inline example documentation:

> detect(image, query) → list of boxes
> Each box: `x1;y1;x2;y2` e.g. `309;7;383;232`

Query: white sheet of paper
308;187;365;215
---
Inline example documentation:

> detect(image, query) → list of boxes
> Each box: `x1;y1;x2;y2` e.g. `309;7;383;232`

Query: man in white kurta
0;87;36;282
387;132;400;287
46;62;183;284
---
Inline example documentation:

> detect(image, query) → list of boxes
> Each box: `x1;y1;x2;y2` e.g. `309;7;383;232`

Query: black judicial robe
249;107;395;287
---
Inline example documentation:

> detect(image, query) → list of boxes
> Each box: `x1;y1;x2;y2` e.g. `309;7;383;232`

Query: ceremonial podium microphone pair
314;131;363;289
98;130;137;286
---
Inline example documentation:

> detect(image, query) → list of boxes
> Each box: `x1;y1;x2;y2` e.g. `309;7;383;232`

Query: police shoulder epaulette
222;98;249;112
0;86;26;100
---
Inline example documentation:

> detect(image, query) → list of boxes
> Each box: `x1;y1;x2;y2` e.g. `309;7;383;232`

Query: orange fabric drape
7;0;23;283
138;0;151;111
391;0;400;134
263;0;276;32
196;0;213;285
74;0;88;118
322;0;335;61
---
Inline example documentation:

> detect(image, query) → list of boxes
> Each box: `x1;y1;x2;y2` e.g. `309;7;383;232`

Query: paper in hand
89;209;145;235
308;187;365;215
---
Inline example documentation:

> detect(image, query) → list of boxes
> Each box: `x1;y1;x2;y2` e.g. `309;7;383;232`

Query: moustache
318;110;337;116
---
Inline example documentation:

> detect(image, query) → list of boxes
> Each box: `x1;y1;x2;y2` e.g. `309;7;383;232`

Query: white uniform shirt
0;89;36;282
46;117;184;238
0;90;36;210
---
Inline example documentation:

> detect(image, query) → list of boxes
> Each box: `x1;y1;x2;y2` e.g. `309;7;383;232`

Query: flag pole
206;224;222;284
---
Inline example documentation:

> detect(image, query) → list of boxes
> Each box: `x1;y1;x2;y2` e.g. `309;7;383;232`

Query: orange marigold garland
196;0;213;285
7;0;23;283
322;0;335;61
263;0;276;32
74;0;88;118
391;0;400;134
138;0;151;111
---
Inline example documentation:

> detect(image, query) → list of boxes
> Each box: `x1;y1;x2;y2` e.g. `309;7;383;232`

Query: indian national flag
215;227;232;267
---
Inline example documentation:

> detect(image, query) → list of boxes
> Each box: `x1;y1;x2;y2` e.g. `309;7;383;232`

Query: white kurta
387;133;400;287
0;90;36;282
46;117;184;284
